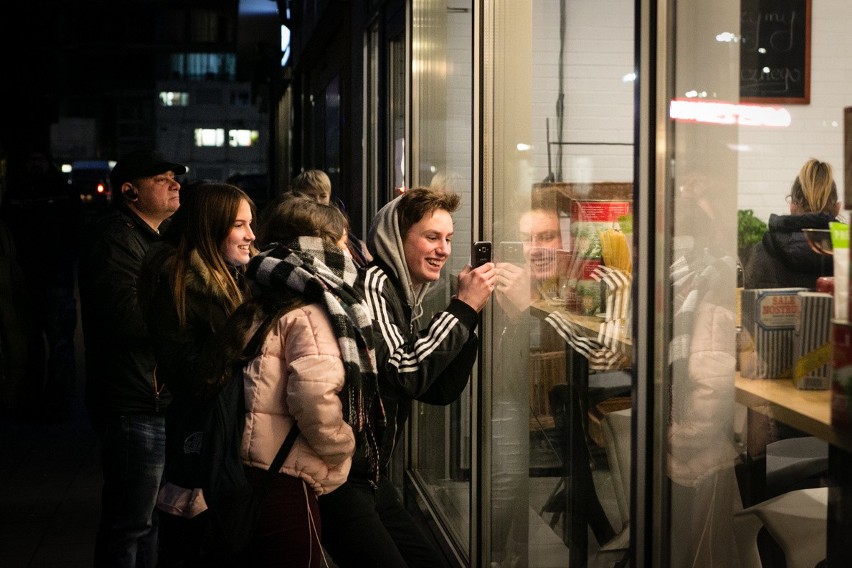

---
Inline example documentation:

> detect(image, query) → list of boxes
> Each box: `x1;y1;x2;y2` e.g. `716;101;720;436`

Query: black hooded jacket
743;212;836;290
350;196;479;483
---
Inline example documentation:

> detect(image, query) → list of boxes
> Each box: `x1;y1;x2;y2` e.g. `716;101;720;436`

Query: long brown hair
257;192;348;249
169;182;256;326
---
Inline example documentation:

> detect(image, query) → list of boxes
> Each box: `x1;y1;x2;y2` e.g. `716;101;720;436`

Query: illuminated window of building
228;129;259;147
194;128;225;147
159;91;189;107
170;53;236;81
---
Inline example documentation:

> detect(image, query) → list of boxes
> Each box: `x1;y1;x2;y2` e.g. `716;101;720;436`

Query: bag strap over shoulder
242;315;275;359
240;293;307;495
260;423;300;496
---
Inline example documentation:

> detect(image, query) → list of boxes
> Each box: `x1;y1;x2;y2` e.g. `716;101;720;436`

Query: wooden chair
528;350;566;432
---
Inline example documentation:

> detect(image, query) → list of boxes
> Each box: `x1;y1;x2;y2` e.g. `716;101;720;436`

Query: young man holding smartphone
318;185;496;567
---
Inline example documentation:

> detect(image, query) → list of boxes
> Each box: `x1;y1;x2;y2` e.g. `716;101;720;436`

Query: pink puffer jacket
240;303;355;495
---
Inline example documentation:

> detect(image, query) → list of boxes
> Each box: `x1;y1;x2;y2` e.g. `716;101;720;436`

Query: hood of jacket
367;196;431;310
762;212;835;273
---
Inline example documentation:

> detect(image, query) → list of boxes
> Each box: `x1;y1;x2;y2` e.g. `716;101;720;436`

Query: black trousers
318;478;448;568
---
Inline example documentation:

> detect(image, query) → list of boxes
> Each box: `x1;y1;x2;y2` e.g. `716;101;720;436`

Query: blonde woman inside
743;158;841;290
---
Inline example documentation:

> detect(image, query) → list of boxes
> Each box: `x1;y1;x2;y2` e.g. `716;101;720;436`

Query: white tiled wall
445;0;850;224
738;0;852;222
520;0;849;222
530;0;635;187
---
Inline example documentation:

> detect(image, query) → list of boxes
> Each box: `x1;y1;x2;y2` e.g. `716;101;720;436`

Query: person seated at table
743;158;841;290
741;159;838;499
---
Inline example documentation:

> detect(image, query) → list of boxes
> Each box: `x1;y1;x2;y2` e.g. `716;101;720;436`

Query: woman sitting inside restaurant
741;158;838;500
743;158;841;289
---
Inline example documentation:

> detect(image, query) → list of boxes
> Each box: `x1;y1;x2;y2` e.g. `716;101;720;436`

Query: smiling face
220;198;255;266
402;208;454;286
519;208;563;281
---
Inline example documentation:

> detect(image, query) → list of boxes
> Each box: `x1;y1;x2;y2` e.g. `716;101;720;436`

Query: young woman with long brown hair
139;181;257;566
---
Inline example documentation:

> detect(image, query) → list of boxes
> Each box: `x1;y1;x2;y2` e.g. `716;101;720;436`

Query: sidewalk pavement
0;329;100;567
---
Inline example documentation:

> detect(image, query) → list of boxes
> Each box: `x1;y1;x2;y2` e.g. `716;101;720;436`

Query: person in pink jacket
210;193;382;567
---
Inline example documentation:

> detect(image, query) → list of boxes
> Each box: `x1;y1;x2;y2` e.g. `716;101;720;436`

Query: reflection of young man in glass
489;189;573;565
520;205;563;282
496;190;570;318
492;188;631;562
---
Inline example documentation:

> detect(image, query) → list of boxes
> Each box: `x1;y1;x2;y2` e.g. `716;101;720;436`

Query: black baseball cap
110;150;187;189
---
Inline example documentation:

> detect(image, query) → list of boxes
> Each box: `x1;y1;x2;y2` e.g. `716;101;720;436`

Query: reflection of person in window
497;189;622;367
494;192;569;317
495;189;570;353
521;200;567;302
669;181;741;567
492;188;576;566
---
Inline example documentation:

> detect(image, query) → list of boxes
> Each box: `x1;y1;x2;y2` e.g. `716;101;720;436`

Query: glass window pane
409;0;475;559
663;1;850;566
408;1;635;565
484;1;635;566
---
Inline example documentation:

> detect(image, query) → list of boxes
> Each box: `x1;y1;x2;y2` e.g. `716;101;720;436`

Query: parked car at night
69;159;114;207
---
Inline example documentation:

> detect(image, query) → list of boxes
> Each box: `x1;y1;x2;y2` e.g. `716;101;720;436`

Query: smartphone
472;241;493;268
498;241;525;265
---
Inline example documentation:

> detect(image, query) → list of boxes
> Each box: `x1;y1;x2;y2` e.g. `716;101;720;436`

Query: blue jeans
91;413;166;568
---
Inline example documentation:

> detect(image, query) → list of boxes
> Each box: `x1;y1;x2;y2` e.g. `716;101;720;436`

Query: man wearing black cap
77;150;186;568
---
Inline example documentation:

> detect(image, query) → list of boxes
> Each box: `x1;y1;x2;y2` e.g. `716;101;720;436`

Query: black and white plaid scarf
246;236;384;484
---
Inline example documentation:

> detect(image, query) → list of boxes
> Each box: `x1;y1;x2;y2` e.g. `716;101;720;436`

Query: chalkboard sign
740;0;811;104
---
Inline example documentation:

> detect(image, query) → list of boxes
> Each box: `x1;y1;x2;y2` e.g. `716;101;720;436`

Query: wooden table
735;374;852;565
735;375;852;453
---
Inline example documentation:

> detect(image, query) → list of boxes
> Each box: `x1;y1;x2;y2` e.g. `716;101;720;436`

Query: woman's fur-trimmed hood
151;245;239;309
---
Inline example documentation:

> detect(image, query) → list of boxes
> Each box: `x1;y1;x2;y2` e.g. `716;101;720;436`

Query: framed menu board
740;0;811;104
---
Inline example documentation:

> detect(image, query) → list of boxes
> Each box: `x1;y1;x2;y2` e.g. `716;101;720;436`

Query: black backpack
195;303;301;565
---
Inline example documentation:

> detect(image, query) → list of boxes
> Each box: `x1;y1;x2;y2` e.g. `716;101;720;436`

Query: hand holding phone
472;241;492;268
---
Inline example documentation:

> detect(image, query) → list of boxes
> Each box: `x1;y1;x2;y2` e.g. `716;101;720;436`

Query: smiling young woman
137;181;257;566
